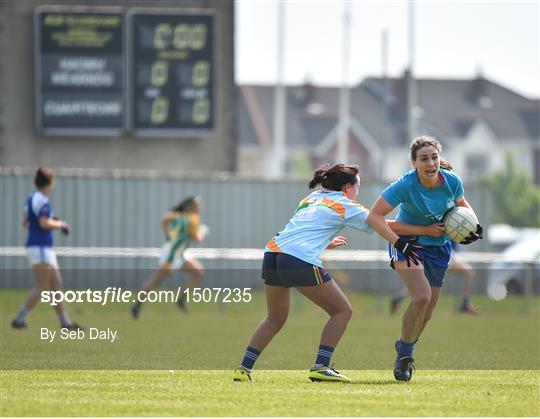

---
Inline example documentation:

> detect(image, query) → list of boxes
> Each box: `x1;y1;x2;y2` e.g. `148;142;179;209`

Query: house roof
238;74;540;150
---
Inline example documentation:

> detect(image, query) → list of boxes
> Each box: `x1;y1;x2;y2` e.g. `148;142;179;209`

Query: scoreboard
34;6;215;137
35;8;125;135
130;11;214;136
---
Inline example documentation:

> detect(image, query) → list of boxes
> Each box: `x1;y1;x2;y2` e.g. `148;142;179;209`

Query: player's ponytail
34;166;54;189
172;196;202;212
410;135;454;171
308;164;359;191
308;165;329;189
440;159;453;171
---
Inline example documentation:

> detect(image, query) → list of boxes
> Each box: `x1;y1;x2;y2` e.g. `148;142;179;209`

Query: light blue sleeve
344;202;373;234
451;172;464;200
381;176;407;207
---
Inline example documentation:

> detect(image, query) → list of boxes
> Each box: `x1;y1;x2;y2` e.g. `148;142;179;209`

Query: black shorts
262;252;332;288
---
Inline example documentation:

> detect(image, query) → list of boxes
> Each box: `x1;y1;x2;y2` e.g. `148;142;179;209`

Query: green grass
1;290;539;416
1;370;538;416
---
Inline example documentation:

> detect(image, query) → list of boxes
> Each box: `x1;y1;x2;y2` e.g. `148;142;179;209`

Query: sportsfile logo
40;287;252;306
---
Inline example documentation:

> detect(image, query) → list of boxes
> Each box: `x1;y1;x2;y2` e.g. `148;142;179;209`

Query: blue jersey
25;191;53;247
381;169;464;246
265;189;373;267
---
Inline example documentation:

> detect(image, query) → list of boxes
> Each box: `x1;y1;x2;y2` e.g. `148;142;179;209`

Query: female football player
131;196;207;318
11;167;81;330
233;164;420;383
367;136;483;381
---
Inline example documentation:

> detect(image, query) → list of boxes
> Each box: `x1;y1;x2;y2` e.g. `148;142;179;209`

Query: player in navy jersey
11;167;81;330
367;136;483;381
233;164;422;384
131;196;207;318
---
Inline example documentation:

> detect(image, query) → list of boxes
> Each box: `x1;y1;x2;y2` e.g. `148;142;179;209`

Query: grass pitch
1;289;539;416
2;370;538;416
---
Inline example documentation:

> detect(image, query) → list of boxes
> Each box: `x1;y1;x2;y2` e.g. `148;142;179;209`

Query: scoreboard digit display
35;7;125;135
130;11;215;136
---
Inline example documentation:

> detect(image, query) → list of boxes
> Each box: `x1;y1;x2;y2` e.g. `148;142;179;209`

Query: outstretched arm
387;220;445;237
367;196;400;245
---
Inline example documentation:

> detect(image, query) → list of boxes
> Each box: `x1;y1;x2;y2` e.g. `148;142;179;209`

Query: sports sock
14;305;29;323
240;346;260;371
397;339;416;358
59;312;72;328
460;296;470;309
314;344;334;367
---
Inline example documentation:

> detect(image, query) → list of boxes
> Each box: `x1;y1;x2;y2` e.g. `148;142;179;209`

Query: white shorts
26;246;58;267
158;244;193;270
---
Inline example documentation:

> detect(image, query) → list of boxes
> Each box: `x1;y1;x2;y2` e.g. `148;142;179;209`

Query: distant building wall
0;0;236;172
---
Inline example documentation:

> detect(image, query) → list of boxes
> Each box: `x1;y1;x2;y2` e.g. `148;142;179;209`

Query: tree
491;153;540;227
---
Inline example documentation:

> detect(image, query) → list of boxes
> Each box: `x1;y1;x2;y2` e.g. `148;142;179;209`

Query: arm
21;216;28;229
161;211;179;238
455;196;475;212
326;235;348;249
367;196;400;246
387;220;445;237
39;216;67;231
367;196;423;266
454;196;483;243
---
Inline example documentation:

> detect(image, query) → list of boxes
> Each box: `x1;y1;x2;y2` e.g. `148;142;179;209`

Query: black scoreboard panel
130;11;215;136
35;7;125;135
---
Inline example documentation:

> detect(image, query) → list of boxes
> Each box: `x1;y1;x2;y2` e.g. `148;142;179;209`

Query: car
487;236;540;299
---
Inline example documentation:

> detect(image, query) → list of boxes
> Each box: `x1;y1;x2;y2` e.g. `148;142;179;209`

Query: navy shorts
388;240;452;287
262;252;331;288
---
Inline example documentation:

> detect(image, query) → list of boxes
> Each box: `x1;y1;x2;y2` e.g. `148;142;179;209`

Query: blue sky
235;1;540;98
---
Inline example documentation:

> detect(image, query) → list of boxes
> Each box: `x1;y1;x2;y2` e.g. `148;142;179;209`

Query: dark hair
171;196;202;212
308;164;359;190
34;167;54;189
410;136;453;170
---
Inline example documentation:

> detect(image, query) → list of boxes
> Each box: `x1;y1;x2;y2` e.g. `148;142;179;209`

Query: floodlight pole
337;1;352;164
407;0;418;141
271;2;287;178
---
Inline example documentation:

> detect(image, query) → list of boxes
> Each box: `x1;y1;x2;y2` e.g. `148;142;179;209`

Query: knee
341;304;353;321
267;313;288;330
194;267;205;281
330;303;353;322
411;291;431;309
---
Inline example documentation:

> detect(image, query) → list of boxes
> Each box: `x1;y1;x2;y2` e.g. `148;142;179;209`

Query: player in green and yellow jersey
131;196;207;318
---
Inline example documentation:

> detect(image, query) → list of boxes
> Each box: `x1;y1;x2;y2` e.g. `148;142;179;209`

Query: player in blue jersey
11;167;81;330
367;136;483;381
233;164;421;384
131;196;207;318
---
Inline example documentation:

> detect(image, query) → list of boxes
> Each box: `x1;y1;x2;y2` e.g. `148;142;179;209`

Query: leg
247;284;291;351
416;286;442;338
177;258;205;311
131;266;171;318
449;254;477;313
296;280;353;349
140;266;171;293
394;261;432;343
12;264;52;328
235;284;290;381
48;265;73;327
297;279;353;382
180;258;205;289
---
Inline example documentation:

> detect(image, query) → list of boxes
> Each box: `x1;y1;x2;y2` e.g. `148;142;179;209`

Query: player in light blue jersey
233;164;420;384
11;167;81;330
367;136;483;381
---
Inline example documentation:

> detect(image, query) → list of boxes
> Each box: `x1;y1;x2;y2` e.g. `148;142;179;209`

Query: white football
443;207;478;242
